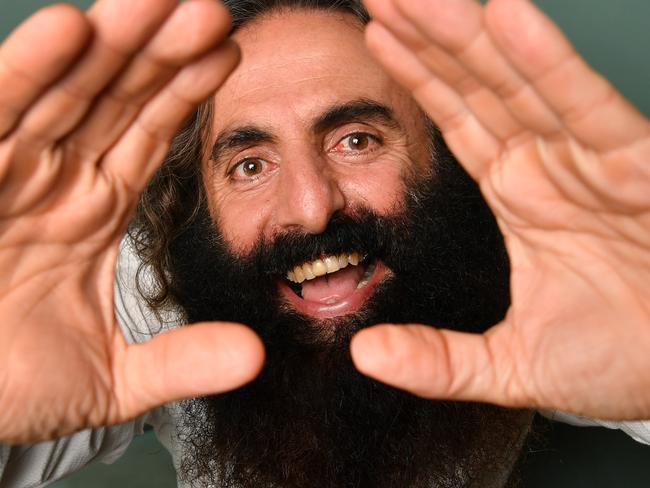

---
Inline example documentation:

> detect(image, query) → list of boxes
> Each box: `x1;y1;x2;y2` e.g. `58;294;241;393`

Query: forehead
213;9;411;129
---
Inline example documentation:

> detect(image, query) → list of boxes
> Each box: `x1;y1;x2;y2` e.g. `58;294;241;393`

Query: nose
275;157;345;234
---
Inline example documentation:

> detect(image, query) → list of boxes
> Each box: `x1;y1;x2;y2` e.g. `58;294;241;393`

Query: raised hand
352;0;650;419
0;0;263;444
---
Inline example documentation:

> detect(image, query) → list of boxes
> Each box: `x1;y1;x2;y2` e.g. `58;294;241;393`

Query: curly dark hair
129;0;370;313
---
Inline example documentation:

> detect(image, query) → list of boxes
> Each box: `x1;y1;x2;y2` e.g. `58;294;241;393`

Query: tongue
301;264;365;304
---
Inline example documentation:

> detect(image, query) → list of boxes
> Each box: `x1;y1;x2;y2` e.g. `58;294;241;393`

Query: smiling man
0;0;649;487
127;3;532;485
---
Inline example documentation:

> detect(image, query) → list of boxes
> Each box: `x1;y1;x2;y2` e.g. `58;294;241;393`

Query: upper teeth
287;252;362;283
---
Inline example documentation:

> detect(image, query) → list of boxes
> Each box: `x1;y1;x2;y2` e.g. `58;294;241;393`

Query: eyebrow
312;98;401;135
210;99;401;166
211;126;277;165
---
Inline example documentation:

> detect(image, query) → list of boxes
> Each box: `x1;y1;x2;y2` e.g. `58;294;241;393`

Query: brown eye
242;159;262;177
231;158;276;182
347;133;369;150
332;132;380;155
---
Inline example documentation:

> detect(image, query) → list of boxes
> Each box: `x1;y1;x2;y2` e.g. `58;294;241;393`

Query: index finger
484;0;649;153
0;5;91;138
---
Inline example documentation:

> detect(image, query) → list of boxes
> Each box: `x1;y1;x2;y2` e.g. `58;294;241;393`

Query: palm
485;133;650;417
0;0;263;443
354;0;650;418
0;147;140;441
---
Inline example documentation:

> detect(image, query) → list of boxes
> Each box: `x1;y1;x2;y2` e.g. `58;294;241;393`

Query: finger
365;21;501;179
103;41;240;190
383;0;563;139
65;0;232;160
350;323;532;408
363;0;427;45
114;322;265;422
484;0;650;153
365;1;522;145
17;0;178;146
0;5;91;138
364;0;522;144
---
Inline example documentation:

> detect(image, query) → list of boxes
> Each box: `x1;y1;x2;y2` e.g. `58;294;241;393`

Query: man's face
171;9;531;488
204;10;430;319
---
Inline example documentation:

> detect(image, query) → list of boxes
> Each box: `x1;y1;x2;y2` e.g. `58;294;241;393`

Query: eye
230;158;275;181
332;132;381;154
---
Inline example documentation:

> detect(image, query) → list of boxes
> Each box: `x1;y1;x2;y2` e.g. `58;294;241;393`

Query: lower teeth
356;261;376;289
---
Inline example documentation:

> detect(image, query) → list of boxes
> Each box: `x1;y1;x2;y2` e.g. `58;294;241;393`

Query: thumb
112;322;265;421
350;323;529;408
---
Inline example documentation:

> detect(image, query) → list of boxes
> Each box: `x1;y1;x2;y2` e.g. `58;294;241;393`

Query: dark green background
1;1;649;487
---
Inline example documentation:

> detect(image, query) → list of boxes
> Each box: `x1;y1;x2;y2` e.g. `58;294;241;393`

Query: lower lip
277;260;390;319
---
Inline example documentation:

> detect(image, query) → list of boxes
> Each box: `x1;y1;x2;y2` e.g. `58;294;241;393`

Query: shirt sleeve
0;446;9;485
0;419;146;488
113;237;186;479
114;236;182;344
542;410;650;446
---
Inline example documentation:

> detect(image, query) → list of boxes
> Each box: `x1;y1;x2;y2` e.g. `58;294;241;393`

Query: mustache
242;206;411;278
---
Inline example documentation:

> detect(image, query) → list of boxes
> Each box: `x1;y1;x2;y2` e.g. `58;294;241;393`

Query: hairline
224;0;370;34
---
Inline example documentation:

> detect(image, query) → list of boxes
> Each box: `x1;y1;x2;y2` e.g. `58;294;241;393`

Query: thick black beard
167;147;531;487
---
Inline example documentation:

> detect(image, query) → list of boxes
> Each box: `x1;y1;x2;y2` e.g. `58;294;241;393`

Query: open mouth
277;252;388;319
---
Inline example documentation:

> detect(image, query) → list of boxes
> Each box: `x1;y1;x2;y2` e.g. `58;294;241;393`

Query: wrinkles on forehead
206;8;432;178
223;72;370;107
212;10;397;123
218;51;392;101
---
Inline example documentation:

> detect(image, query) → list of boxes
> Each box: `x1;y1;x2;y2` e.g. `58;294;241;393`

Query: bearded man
0;0;649;487
122;2;534;485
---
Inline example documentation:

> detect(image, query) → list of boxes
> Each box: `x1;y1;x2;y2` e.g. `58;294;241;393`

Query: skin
351;0;650;420
203;11;429;319
0;0;264;443
0;0;648;446
205;10;430;252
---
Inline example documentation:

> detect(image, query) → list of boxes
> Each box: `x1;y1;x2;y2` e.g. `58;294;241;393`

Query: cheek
203;171;272;253
217;200;268;251
337;158;412;214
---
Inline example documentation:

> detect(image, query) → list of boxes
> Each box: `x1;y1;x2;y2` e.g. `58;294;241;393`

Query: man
124;3;534;486
0;0;648;487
